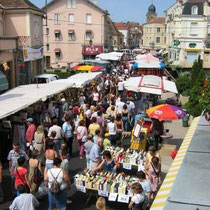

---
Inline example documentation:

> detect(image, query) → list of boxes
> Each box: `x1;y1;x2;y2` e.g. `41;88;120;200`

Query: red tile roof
0;0;42;12
149;17;165;23
114;22;127;30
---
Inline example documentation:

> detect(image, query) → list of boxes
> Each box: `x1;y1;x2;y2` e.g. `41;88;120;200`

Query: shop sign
23;46;44;62
189;43;196;48
108;193;118;201
117;194;130;203
82;46;103;55
98;190;109;197
173;40;180;46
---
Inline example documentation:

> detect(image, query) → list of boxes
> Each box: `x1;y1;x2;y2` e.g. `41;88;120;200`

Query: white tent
96;52;123;61
67;72;102;88
0;82;74;119
124;75;178;95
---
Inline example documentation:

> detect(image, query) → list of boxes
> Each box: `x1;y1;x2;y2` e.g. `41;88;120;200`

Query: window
55;31;61;40
85;31;92;40
68;31;75;40
68;14;74;24
54;14;60;24
207;25;210;35
191;6;198;15
55;49;61;58
86;14;92;24
46;28;49;35
190;23;197;35
156;37;160;44
46;44;50;51
157;27;160;33
34;22;39;39
67;0;76;8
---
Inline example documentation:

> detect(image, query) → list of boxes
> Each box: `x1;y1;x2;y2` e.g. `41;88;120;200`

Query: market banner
23;46;44;62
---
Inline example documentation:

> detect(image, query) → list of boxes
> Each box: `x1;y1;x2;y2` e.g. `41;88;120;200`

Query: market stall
96;52;123;61
134;53;165;76
72;65;105;73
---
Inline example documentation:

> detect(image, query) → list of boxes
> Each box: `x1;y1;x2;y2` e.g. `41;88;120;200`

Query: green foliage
44;70;76;79
191;55;203;88
200;78;210;113
176;74;191;96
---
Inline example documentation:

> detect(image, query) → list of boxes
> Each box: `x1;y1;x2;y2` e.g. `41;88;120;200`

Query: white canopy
96;52;123;61
0;82;74;120
124;75;178;95
67;72;102;88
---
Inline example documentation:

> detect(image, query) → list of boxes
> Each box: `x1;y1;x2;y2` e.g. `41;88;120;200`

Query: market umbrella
72;65;103;72
147;104;186;120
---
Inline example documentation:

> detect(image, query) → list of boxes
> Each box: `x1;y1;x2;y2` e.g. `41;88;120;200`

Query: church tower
146;3;157;23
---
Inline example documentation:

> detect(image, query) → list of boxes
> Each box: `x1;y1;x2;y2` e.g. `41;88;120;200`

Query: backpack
33;161;43;185
49;169;62;194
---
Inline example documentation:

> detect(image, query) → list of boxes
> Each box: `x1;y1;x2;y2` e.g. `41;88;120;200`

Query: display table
74;170;139;205
130;128;148;151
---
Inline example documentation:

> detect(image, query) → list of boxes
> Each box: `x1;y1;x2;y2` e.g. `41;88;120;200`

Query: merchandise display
74;169;138;197
106;147;146;169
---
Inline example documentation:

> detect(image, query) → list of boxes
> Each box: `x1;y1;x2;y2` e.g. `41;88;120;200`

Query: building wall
143;23;166;49
44;0;108;68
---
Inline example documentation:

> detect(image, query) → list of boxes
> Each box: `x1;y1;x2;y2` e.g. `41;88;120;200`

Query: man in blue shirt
89;139;103;170
62;116;73;157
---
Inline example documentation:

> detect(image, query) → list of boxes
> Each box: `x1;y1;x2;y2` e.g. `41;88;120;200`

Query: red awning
68;30;74;33
54;48;61;52
54;30;60;33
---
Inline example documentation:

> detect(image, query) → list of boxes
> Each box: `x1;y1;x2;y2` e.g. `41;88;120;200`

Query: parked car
32;74;59;84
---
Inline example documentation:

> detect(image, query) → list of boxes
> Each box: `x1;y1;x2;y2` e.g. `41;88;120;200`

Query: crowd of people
0;63;164;210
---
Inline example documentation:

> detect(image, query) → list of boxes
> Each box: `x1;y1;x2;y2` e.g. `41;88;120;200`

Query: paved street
0;119;189;210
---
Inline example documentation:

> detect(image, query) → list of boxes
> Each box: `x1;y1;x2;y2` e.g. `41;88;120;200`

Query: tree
191;55;203;88
200;77;210;113
176;74;191;96
187;68;206;117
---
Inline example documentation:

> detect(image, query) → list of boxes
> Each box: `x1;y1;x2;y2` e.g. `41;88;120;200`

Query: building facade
43;0;119;69
165;0;210;69
114;22;128;48
142;4;166;51
0;0;44;86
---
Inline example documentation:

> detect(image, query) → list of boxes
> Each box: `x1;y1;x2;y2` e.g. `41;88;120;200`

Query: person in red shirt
25;118;36;144
14;156;31;195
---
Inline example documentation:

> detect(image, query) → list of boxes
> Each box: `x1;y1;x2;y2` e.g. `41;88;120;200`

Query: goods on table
106;147;146;167
74;170;138;196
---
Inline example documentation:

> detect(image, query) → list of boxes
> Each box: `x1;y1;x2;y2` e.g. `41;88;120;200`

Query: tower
146;3;157;23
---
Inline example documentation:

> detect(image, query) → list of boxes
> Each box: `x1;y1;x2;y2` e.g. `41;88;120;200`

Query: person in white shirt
129;182;144;210
45;158;71;210
92;90;99;106
118;80;124;97
10;185;39;210
116;98;125;114
48;119;64;156
107;117;117;146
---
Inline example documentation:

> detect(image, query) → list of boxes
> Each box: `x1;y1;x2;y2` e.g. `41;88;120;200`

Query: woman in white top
107;116;117;146
45;158;71;210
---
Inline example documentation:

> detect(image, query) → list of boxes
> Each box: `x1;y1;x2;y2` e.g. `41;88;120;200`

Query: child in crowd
93;130;101;144
96;197;106;210
129;182;144;210
60;150;70;176
84;135;94;169
103;133;111;150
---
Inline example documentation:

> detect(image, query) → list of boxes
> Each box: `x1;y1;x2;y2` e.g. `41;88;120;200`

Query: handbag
33;161;43;185
16;167;30;193
77;127;84;142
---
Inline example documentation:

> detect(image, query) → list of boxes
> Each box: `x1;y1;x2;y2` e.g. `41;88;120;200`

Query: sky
30;0;176;23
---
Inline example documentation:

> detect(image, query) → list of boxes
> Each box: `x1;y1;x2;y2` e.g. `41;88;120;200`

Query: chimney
93;0;98;5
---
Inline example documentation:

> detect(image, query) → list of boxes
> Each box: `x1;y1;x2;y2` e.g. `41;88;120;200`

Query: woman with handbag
76;120;87;159
14;157;31;195
28;150;43;193
145;156;161;198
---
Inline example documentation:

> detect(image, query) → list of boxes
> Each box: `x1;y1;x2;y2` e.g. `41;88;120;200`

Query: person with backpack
45;158;71;210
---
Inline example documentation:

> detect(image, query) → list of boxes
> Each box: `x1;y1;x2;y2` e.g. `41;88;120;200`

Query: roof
163;116;210;209
114;22;127;30
0;0;43;12
42;0;106;14
149;17;165;23
148;3;156;13
182;0;208;15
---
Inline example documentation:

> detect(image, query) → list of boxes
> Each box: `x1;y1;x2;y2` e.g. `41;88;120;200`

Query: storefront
82;46;103;60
